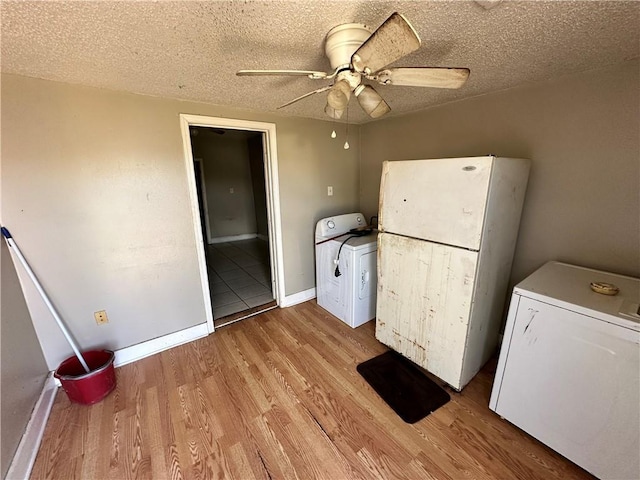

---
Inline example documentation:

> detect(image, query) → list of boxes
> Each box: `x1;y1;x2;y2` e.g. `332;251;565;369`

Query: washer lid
330;232;378;251
315;212;367;241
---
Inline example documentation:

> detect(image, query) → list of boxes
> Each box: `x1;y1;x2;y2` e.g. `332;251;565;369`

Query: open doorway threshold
214;300;277;329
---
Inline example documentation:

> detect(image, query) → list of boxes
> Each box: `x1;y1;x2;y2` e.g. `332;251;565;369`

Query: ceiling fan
237;12;470;120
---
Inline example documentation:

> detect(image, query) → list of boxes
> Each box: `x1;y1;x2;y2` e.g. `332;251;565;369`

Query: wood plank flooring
31;301;594;479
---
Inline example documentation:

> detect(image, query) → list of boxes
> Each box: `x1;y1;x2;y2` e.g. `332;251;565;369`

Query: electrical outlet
94;310;109;325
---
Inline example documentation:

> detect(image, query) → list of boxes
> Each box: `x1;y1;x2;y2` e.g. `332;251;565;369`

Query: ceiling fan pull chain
343;103;350;150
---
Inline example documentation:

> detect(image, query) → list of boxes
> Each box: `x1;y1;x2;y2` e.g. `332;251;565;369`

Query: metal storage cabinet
490;261;640;479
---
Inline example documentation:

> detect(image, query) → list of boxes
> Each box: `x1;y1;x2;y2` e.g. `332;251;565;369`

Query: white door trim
179;114;284;333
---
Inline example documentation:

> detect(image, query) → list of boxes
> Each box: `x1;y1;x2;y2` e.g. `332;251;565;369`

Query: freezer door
375;232;478;389
379;157;492;250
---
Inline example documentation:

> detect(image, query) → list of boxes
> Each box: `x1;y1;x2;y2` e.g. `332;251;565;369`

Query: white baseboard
208;233;257;244
280;287;316;307
50;323;210;387
6;373;57;480
114;323;209;368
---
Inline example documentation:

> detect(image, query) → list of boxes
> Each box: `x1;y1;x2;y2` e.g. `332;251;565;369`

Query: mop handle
1;227;90;373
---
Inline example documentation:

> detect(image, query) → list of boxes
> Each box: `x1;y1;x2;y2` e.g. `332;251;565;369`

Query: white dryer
490;262;639;479
315;213;377;328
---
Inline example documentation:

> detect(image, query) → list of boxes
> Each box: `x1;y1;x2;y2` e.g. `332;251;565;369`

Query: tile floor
206;238;274;319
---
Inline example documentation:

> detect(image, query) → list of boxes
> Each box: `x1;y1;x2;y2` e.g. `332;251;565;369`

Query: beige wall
1;74;360;369
1;240;49;477
193;133;258;239
360;60;640;284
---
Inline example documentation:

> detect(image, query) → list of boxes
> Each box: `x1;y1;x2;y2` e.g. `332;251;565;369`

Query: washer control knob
356;216;362;223
327;220;335;229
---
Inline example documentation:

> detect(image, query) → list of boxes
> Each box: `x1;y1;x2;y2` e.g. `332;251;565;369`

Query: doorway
179;115;284;332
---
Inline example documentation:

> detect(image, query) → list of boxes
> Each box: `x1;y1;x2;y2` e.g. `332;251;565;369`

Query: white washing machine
315;213;377;328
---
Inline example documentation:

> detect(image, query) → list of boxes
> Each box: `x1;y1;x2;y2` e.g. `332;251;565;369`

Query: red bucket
54;350;116;405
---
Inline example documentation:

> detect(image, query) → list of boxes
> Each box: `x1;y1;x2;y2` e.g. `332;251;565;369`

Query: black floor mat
357;350;450;424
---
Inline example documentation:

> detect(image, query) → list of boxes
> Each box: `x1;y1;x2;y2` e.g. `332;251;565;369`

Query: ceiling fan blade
237;69;328;79
373;67;470;89
351;12;420;75
277;85;332;109
354;85;391;118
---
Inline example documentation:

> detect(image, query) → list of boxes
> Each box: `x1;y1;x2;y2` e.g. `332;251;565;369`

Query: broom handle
2;227;90;373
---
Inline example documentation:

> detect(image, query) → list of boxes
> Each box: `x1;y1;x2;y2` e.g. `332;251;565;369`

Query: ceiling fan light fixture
327;79;352;110
324;103;344;119
355;84;391;118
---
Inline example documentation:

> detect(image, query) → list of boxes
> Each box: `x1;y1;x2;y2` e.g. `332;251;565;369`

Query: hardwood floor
31;301;594;479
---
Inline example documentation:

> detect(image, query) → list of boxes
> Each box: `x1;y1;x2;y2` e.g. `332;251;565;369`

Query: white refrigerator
375;156;530;390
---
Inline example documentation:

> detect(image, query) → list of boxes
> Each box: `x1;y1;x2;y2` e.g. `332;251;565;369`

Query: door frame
179;114;284;333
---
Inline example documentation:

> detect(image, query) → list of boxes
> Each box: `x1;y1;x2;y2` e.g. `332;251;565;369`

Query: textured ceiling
2;1;638;124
